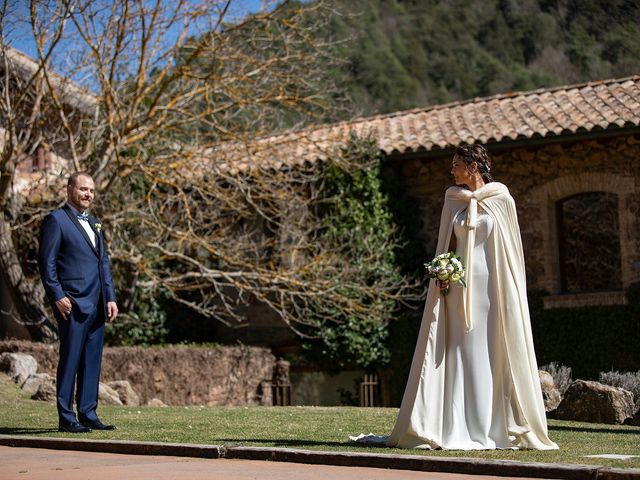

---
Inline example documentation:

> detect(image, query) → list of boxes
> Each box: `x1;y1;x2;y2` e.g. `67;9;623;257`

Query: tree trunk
0;218;57;342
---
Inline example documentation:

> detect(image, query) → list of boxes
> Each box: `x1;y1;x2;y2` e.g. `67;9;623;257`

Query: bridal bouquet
424;252;466;295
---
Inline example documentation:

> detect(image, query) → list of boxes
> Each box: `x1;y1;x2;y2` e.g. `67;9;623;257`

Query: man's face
67;175;95;212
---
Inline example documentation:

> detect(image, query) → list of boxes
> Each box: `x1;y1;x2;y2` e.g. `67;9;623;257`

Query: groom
38;172;118;433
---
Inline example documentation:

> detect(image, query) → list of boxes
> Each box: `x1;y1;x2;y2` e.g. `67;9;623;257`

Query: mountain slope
323;0;640;116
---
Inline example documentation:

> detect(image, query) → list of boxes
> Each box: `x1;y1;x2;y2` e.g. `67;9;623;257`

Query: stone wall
0;340;276;406
394;134;640;299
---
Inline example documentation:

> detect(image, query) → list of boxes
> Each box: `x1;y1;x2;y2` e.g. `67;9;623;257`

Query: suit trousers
56;300;105;425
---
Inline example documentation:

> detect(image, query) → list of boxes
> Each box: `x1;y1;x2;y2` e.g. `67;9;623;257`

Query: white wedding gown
439;209;514;449
352;183;557;451
351;210;513;449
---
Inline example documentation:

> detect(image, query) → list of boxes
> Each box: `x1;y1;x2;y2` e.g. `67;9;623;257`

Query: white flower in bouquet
424;251;467;295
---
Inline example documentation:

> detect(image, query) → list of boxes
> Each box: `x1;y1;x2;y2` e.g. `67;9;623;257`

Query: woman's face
451;155;476;185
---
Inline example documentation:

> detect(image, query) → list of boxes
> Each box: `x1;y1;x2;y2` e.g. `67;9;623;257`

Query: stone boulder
0;353;38;386
1;340;277;407
539;370;561;413
147;398;168;407
31;381;56;401
556;380;635;424
99;382;123;406
21;373;55;396
627;408;640;427
107;380;140;406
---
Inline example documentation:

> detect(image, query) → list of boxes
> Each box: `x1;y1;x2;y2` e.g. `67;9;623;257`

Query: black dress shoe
59;421;92;433
79;418;116;431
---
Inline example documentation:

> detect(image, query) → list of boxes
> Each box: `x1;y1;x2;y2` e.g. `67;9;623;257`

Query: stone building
238;76;640;312
230;76;640;401
205;75;640;404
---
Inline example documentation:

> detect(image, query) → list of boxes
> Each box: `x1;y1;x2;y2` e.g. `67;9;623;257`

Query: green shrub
301;135;412;370
530;284;640;379
105;289;168;346
387;311;423;405
539;361;573;396
599;370;640;409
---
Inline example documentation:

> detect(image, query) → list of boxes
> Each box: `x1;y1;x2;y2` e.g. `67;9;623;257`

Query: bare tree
1;0;417;349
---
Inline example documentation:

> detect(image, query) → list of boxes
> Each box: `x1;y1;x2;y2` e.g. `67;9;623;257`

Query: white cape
385;182;558;450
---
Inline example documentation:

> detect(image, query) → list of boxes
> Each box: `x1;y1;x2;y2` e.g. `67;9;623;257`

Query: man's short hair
68;171;93;188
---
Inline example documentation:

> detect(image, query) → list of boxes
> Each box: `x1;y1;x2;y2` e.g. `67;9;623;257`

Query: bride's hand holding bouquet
424;252;466;295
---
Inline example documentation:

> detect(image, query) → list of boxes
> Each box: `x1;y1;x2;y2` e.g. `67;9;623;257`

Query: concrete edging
0;435;222;458
0;435;639;479
225;446;598;479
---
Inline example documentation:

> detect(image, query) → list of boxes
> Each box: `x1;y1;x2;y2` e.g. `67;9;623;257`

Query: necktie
77;212;89;221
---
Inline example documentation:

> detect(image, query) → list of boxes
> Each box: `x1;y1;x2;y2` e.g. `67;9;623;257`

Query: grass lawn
1;375;639;469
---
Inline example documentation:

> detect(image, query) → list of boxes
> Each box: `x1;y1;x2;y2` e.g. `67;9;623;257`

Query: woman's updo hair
454;144;493;183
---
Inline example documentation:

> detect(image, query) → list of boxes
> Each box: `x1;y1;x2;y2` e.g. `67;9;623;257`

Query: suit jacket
38;204;117;315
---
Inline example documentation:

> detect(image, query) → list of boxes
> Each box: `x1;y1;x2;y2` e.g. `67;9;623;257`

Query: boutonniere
95;223;102;232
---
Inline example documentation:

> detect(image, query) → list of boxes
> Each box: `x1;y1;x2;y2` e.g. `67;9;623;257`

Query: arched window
556;192;621;293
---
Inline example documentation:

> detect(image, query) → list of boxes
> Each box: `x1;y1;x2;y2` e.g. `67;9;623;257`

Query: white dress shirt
78;215;96;248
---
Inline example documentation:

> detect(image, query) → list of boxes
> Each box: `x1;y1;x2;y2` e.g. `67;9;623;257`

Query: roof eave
385;124;640;162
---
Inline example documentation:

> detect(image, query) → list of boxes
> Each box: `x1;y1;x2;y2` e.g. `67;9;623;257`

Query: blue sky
8;0;268;59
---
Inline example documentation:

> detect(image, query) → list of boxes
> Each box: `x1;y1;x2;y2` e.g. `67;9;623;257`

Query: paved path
0;446;542;480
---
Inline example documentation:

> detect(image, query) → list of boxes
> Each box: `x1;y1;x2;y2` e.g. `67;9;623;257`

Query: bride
355;144;558;450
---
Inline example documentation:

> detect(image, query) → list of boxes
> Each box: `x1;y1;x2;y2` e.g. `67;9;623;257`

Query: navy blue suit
38;204;116;425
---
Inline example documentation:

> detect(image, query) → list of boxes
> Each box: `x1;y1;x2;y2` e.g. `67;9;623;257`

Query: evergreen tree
322;0;640;116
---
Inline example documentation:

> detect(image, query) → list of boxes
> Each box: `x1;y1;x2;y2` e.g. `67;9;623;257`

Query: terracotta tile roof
0;45;98;114
208;76;640;172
